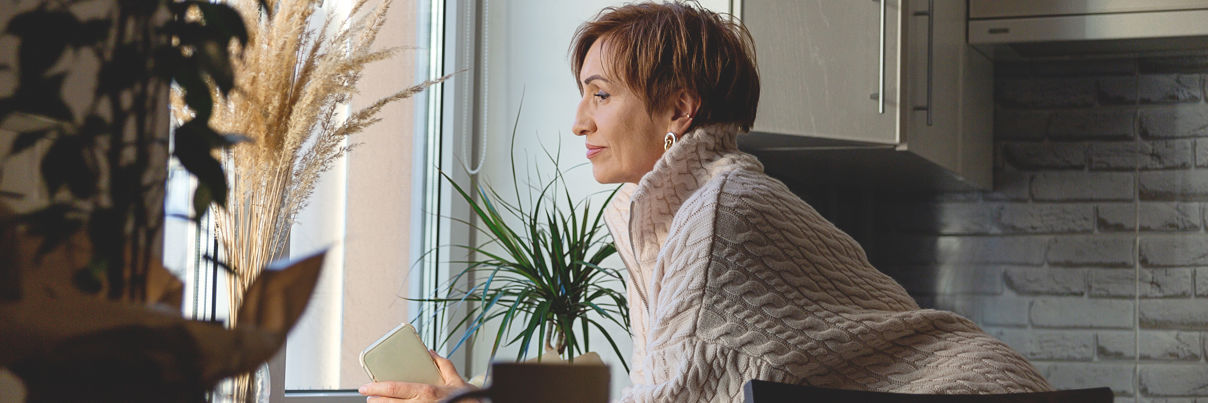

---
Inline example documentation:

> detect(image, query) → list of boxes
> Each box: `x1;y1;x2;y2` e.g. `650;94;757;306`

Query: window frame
267;0;482;400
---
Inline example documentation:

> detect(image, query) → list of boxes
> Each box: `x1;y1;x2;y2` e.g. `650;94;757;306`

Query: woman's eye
593;91;610;100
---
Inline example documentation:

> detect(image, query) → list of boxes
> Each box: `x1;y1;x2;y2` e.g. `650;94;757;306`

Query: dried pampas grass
172;0;448;399
196;0;447;316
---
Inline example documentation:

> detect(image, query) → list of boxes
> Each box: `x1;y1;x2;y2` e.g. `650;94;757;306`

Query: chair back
743;379;1113;403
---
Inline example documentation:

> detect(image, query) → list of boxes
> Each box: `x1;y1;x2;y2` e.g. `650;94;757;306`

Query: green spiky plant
413;120;630;371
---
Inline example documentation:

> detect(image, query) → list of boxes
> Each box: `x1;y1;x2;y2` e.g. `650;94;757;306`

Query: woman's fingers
365;397;441;403
359;381;441;400
365;397;406;403
428;349;464;386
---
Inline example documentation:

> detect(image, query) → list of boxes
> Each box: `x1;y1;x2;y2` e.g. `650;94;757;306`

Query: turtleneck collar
605;124;763;268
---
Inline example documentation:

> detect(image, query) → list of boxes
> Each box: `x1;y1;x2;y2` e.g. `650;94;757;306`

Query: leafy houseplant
0;1;329;402
1;0;261;301
415;133;631;371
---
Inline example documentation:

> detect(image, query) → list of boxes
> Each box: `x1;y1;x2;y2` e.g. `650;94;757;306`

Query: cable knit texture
604;125;1052;403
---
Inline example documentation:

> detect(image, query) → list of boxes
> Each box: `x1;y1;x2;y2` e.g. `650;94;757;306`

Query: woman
362;2;1052;402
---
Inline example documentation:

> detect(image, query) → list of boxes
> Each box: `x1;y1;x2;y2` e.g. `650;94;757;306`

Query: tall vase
246;362;271;403
218;363;269;403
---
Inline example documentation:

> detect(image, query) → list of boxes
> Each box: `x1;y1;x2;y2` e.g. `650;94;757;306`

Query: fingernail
358;384;367;393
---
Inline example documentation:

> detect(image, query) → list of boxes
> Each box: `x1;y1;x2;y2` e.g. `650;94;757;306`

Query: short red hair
570;1;760;132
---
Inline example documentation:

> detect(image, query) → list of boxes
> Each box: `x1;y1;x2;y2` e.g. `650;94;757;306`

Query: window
162;0;464;400
279;0;439;392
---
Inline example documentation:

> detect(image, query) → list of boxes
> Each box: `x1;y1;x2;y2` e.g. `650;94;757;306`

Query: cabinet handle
911;0;934;126
877;0;886;114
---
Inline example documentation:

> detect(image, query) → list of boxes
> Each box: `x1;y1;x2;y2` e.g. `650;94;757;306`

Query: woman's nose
572;99;594;136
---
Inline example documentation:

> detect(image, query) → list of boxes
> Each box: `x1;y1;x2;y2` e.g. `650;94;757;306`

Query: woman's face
572;40;673;184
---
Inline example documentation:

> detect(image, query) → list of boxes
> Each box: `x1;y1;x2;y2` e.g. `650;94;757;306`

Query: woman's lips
586;145;604;159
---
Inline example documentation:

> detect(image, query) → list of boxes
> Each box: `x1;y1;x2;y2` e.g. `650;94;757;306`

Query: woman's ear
669;89;701;134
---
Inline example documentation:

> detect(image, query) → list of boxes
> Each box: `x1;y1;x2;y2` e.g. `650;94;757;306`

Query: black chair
743;379;1113;403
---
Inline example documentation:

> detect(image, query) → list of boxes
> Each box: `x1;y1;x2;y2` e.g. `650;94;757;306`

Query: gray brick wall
1098;203;1200;232
1196;140;1208;168
802;58;1208;401
1052;109;1137;140
1090;140;1195;170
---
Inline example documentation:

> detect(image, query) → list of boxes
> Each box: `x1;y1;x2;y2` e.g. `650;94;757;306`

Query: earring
664;131;677;151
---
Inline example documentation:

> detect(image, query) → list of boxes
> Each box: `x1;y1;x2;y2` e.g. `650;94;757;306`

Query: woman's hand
359;350;477;403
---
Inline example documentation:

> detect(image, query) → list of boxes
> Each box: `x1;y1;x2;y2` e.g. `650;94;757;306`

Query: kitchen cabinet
739;0;993;190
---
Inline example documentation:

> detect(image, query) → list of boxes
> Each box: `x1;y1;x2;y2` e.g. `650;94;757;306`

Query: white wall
468;0;732;397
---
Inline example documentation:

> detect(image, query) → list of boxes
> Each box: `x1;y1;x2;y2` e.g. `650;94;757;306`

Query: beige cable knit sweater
603;125;1051;403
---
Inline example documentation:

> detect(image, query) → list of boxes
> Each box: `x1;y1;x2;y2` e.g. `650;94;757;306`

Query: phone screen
359;323;444;385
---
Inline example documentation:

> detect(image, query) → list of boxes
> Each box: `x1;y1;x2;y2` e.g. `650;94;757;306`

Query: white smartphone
359;323;444;385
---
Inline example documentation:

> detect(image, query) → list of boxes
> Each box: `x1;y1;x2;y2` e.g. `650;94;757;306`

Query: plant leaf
73;19;111;47
173;66;213;121
11;73;73;123
588;318;629;372
96;44;148;95
195;40;234;94
10;129;49;155
449;290;505;355
40;135;96;199
173;120;229;216
193;3;249;46
192;180;215;220
8;9;79;75
20;203;82;258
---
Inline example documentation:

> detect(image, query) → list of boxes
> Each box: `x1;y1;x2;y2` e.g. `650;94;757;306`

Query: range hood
969;0;1208;59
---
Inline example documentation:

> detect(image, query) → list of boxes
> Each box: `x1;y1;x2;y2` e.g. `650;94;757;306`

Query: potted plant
414;127;631;371
0;1;327;402
1;0;253;300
